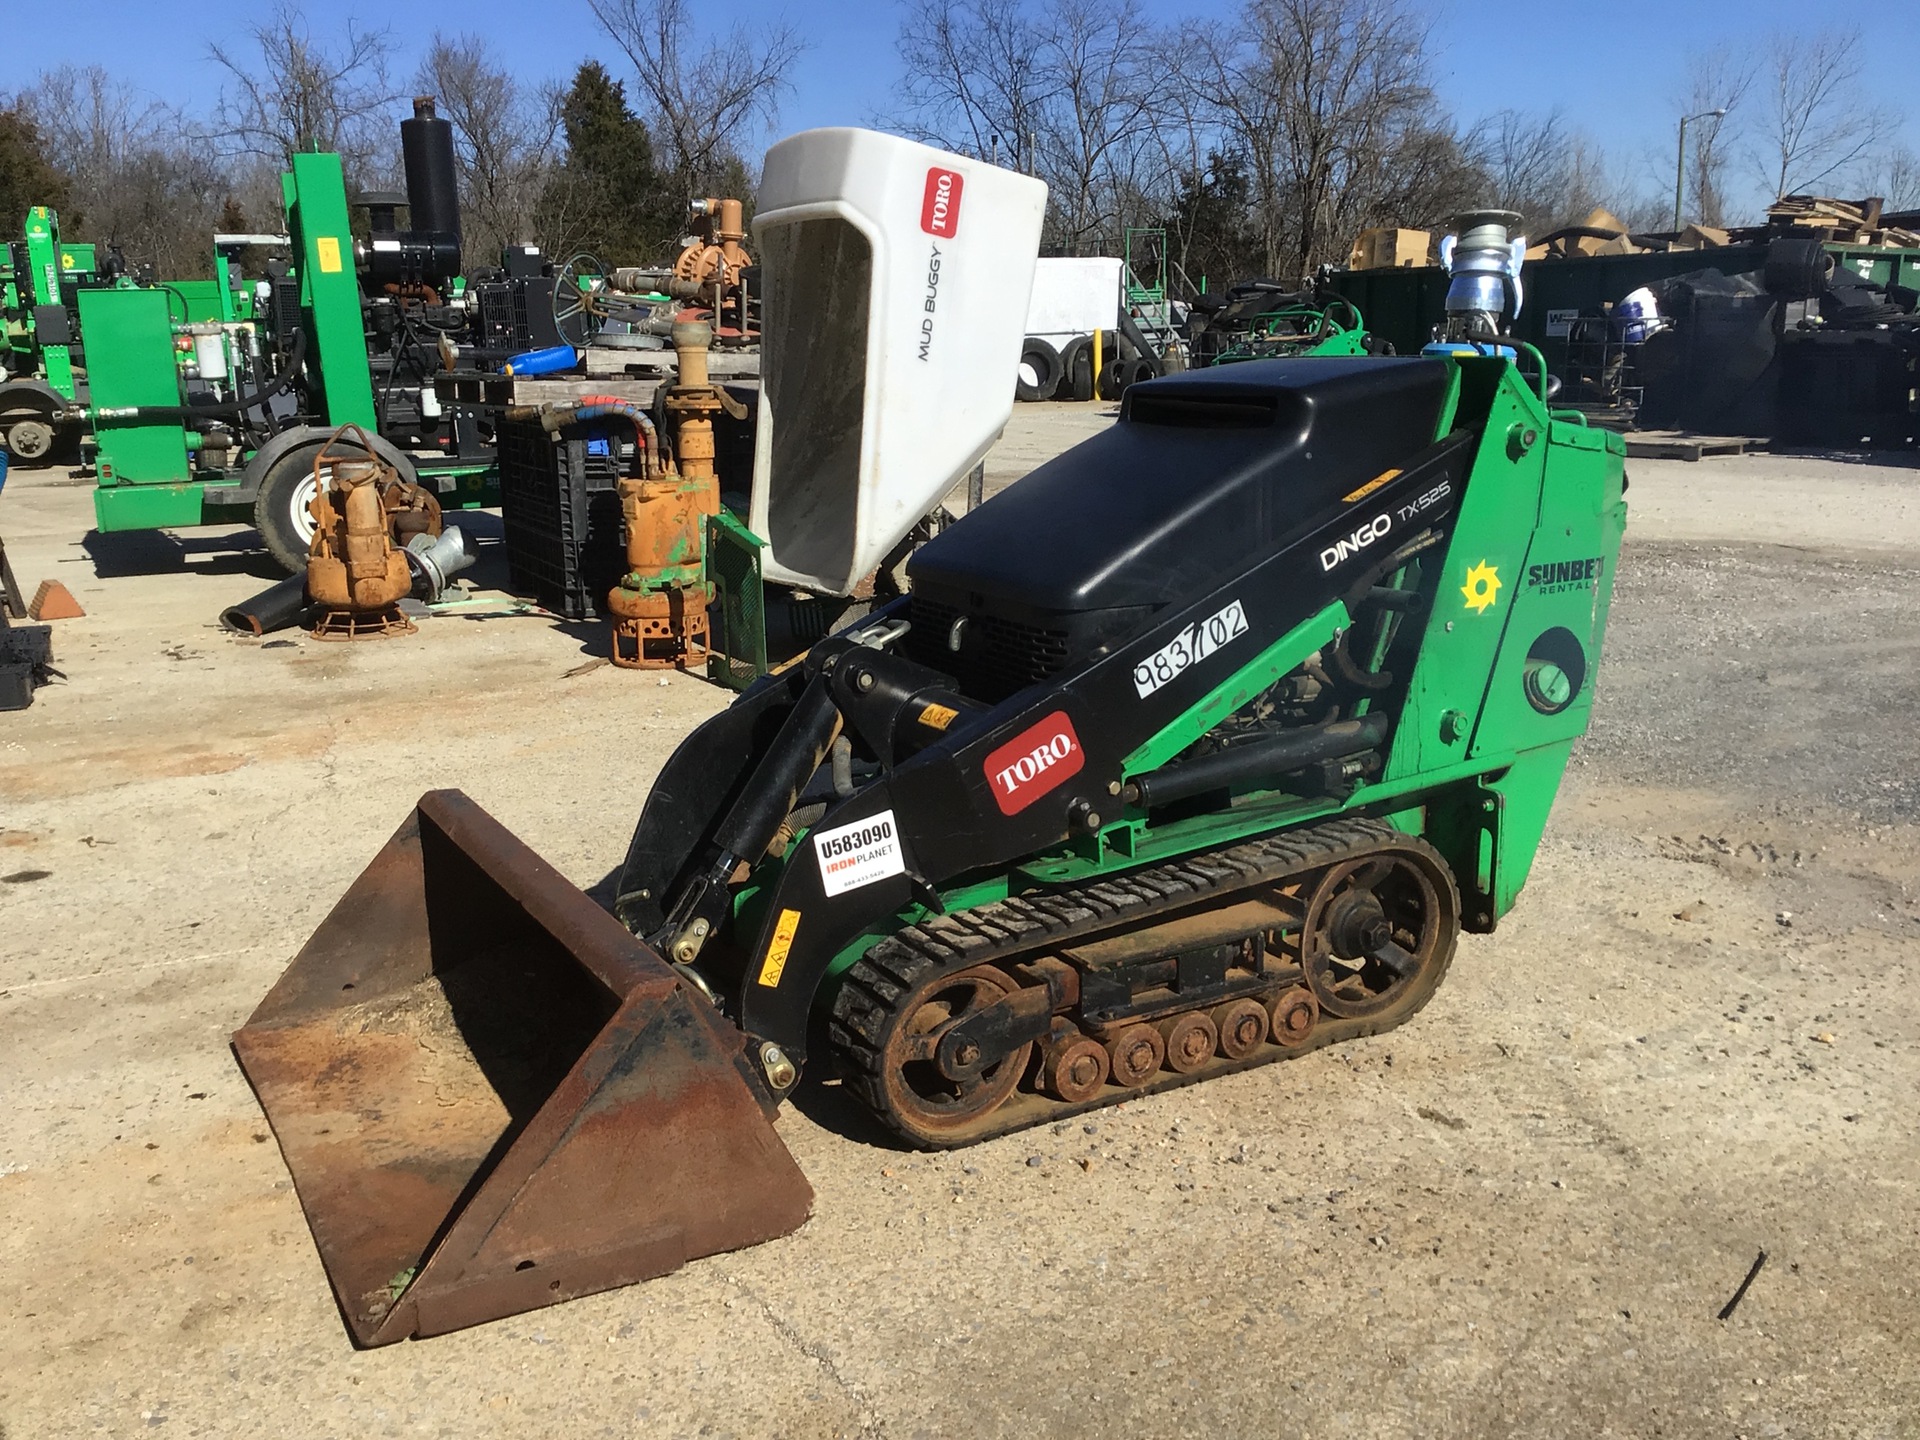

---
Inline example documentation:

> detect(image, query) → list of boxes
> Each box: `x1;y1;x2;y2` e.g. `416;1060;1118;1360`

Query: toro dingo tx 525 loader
233;151;1625;1345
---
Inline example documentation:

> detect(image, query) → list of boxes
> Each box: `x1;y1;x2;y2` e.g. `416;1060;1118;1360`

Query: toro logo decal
921;167;964;237
984;711;1083;816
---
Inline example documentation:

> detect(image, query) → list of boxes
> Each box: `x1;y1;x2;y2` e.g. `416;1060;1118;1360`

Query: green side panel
79;287;191;488
1485;743;1577;914
59;243;96;276
1385;360;1551;781
287;152;375;427
707;510;768;690
93;482;207;531
1468;420;1627;761
169;279;228;324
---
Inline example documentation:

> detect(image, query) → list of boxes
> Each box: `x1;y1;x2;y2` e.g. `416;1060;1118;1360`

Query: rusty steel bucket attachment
232;790;813;1346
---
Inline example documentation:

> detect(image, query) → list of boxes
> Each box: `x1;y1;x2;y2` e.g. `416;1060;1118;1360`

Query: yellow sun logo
1461;561;1502;614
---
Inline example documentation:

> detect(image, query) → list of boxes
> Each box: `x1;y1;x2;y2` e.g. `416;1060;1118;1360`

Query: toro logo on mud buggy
984;711;1084;816
921;168;964;236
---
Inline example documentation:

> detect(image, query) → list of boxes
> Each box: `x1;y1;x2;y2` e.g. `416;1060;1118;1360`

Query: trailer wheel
3;418;55;463
251;429;421;576
1014;337;1061;402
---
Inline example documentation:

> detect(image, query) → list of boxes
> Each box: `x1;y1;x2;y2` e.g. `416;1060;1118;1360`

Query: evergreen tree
538;61;672;265
0;105;72;232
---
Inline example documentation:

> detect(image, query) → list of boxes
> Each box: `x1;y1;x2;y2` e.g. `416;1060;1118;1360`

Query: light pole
1674;109;1728;233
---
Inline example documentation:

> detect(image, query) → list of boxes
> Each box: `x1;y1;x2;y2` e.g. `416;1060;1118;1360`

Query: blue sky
27;0;1920;216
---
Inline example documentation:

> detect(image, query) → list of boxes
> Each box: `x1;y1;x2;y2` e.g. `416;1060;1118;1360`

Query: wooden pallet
1623;431;1764;461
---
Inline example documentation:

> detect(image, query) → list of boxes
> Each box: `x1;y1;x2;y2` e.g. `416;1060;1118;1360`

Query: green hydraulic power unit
84;150;497;570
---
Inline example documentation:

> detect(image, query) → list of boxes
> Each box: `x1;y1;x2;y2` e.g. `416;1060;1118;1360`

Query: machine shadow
80;527;283;580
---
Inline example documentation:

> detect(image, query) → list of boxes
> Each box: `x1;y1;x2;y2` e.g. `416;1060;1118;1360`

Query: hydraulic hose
97;329;308;423
507;396;660;477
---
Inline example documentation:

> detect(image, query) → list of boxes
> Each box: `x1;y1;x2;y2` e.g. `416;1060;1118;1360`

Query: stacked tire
1015;335;1100;403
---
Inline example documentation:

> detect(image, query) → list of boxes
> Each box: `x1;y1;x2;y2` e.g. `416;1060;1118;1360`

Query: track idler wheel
873;964;1036;1144
1105;1023;1165;1087
1040;1028;1111;1103
1157;1011;1217;1074
1268;986;1320;1048
1211;998;1270;1059
1301;846;1457;1021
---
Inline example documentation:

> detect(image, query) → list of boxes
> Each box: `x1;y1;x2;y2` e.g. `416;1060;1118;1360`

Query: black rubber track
829;815;1459;1148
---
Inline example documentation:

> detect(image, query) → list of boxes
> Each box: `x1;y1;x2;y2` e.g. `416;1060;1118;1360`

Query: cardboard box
1348;228;1430;270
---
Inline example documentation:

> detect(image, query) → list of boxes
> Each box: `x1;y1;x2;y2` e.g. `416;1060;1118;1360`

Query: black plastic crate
1;623;54;711
496;418;631;620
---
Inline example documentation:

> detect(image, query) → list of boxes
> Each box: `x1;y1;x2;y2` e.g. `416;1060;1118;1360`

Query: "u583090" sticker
814;809;906;897
1132;598;1249;698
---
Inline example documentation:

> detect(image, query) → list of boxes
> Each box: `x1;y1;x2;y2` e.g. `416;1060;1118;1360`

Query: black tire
1763;238;1831;298
251;430;419;576
1052;336;1091;400
1015;337;1062;402
1127;357;1160;387
1097;357;1127;402
1069;342;1094;402
1;387;62;466
2;417;56;464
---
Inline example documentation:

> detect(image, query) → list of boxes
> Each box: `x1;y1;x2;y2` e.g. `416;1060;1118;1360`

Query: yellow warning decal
756;909;802;988
1343;469;1400;504
316;236;343;273
59;252;74;270
918;702;960;731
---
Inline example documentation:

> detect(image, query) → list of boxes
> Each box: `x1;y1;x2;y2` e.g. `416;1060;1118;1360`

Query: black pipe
1127;713;1391;809
118;329;307;422
220;572;309;635
401;97;462;267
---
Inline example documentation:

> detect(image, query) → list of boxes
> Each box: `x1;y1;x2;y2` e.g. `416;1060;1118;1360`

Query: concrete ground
1;409;1916;1439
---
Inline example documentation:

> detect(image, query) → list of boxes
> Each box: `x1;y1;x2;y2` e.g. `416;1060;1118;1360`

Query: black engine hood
906;356;1453;617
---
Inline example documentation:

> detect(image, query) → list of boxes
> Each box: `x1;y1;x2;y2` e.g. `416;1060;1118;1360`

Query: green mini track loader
234;197;1626;1346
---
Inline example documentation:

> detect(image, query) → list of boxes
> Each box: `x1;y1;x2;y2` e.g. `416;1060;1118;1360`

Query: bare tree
890;0;1173;254
21;65;239;276
585;0;805;204
209;1;398;180
414;34;559;263
1866;145;1920;212
1191;0;1454;277
1678;49;1753;227
1759;30;1898;199
1466;109;1585;232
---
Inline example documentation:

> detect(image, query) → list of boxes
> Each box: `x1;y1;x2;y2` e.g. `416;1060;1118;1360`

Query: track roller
1105;1022;1165;1087
1040;1028;1111;1103
1158;1011;1218;1074
1269;986;1320;1048
1211;998;1270;1059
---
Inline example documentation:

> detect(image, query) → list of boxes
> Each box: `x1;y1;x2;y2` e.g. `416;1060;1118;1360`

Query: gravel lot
1;411;1916;1438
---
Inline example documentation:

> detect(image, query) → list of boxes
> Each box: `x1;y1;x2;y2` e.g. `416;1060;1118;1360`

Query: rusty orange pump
305;426;416;640
607;319;736;669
